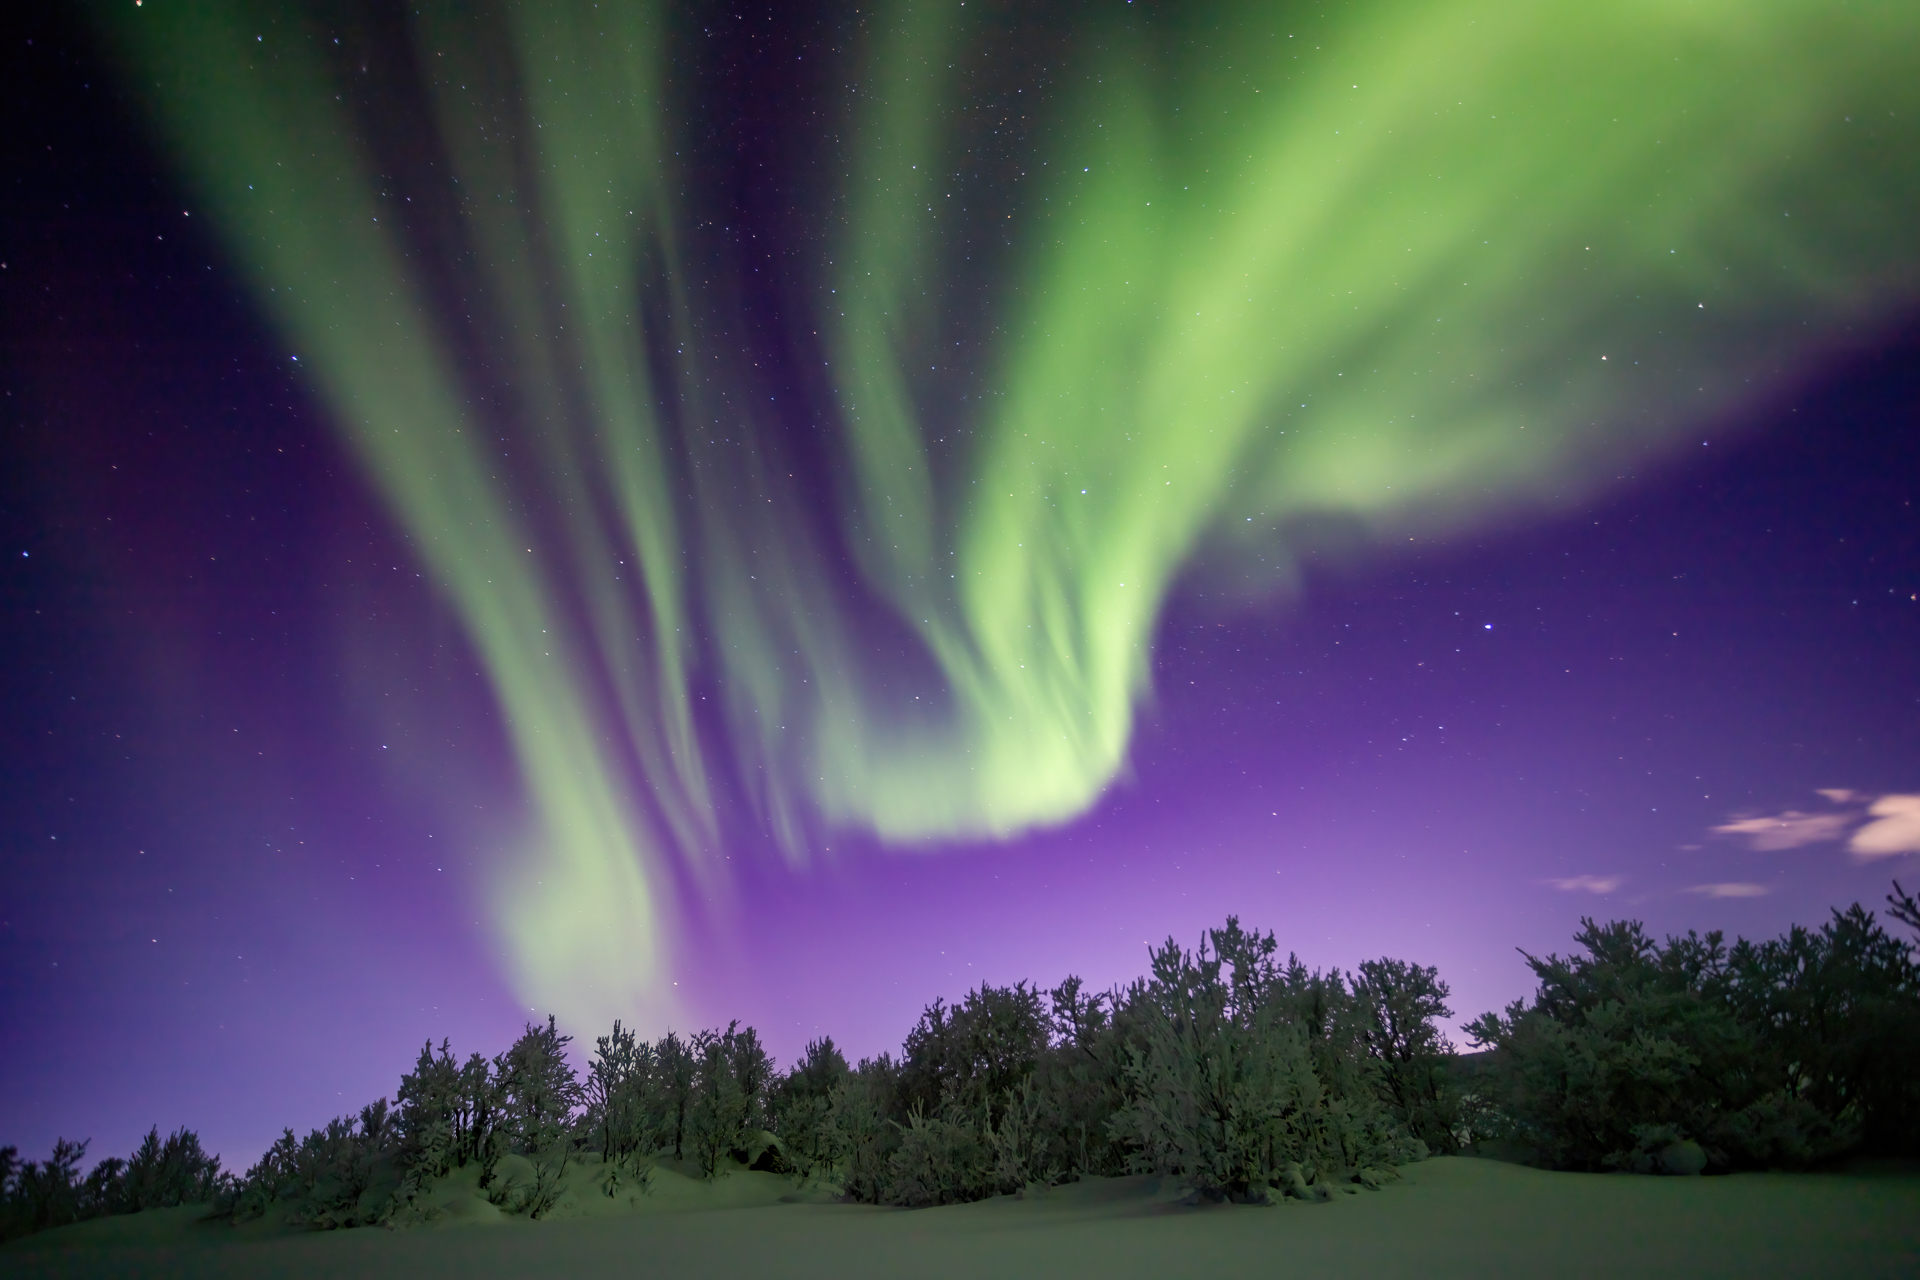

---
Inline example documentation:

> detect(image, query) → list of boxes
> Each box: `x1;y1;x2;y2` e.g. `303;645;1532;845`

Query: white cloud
1710;811;1851;851
1546;875;1621;894
1848;794;1920;860
1686;882;1770;898
1816;788;1860;804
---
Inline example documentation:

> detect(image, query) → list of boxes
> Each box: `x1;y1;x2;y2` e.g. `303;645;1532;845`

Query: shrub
1108;919;1418;1203
1464;902;1920;1171
0;1138;88;1240
886;1104;992;1206
96;1126;224;1214
222;1100;402;1228
1725;900;1920;1156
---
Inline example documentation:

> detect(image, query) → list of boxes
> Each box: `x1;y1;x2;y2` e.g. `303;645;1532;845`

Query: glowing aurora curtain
102;0;1918;1027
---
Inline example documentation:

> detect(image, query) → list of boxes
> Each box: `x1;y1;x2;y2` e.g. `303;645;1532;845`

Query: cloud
1710;811;1851;851
1816;788;1860;804
1686;882;1770;898
1848;794;1920;860
1546;875;1621;894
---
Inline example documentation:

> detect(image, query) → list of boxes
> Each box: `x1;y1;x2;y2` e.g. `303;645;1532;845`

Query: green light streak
103;0;1918;1026
811;0;1918;840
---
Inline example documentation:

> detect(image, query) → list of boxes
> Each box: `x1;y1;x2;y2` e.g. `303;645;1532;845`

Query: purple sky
3;9;1918;1174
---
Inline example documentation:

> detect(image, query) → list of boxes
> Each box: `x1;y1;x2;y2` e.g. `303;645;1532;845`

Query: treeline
1462;881;1920;1172
5;883;1917;1241
0;1127;224;1241
216;918;1452;1225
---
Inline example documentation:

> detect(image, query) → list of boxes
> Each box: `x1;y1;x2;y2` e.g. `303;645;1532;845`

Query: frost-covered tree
886;1104;991;1207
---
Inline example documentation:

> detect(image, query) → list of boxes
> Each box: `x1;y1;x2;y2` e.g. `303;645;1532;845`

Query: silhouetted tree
899;982;1050;1126
395;1039;463;1181
655;1030;699;1160
827;1056;901;1204
582;1019;673;1194
458;1050;504;1186
1888;880;1920;939
493;1016;582;1216
1030;975;1131;1179
1353;957;1460;1151
1726;902;1920;1155
218;1097;402;1230
769;1037;850;1182
684;1022;772;1178
1;1138;87;1239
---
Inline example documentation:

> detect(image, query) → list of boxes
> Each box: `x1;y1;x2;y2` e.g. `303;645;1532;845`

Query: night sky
3;0;1917;1175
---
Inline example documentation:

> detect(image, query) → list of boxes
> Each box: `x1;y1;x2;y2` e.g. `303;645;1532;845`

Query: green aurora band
103;0;1918;1029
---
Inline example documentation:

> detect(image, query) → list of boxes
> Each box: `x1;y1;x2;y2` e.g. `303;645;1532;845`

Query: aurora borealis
3;0;1919;1169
